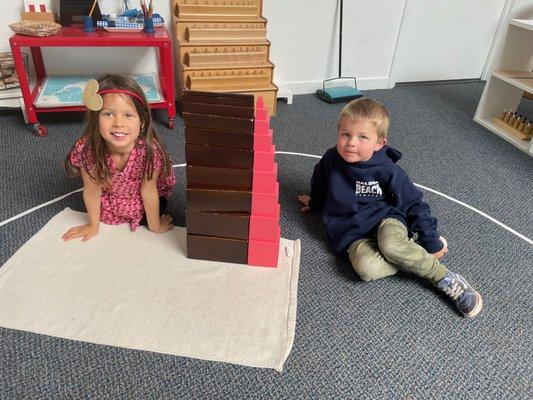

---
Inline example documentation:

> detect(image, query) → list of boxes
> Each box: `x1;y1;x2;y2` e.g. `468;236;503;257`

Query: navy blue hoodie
309;146;443;255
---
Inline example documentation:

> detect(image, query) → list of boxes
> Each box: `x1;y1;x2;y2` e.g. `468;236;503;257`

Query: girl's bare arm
141;171;173;234
62;168;102;241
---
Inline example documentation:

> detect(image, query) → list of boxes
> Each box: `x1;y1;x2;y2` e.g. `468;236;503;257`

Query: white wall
1;0;526;96
262;0;404;93
0;0;404;95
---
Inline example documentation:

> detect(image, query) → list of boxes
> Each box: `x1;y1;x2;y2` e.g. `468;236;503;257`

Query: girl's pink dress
70;136;176;230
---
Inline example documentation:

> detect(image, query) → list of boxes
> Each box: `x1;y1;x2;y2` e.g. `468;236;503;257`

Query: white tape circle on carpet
1;153;532;247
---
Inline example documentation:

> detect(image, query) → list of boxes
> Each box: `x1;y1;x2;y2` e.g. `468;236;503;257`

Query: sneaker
437;272;483;318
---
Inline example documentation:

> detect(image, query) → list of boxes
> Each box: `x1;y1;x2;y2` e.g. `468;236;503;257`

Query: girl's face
336;116;387;163
98;93;142;154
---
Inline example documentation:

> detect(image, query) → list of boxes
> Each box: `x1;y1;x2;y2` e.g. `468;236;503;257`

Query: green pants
346;218;447;284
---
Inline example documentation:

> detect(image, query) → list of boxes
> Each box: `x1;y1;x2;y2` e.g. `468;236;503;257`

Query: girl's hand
150;214;173;234
432;236;449;260
298;194;311;213
61;224;99;242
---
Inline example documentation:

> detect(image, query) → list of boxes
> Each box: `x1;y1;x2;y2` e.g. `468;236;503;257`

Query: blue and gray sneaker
437;272;483;318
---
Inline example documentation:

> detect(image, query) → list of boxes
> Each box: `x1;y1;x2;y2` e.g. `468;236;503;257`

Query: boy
298;98;482;318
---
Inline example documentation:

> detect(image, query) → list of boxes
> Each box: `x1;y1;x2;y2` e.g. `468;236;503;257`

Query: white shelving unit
474;19;533;156
0;87;28;123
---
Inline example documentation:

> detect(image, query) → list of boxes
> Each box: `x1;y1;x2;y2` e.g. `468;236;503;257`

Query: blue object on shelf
122;8;139;17
143;16;154;33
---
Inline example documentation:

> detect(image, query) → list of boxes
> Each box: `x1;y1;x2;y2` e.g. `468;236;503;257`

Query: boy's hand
432;236;449;260
149;214;173;234
61;224;99;242
298;194;311;213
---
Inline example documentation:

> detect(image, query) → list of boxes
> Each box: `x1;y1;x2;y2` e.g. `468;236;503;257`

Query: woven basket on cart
9;20;61;37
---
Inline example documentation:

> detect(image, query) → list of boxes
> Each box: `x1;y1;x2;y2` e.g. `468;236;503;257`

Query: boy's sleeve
393;171;443;253
309;157;327;213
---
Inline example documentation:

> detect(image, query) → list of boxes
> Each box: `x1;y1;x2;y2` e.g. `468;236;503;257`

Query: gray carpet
1;82;532;399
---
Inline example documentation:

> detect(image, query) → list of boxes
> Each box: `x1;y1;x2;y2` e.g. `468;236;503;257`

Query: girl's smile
98;93;141;153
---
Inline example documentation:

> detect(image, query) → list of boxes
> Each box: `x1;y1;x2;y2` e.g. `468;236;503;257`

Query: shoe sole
463;292;483;318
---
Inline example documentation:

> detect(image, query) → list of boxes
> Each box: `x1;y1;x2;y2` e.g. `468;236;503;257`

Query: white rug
0;208;300;371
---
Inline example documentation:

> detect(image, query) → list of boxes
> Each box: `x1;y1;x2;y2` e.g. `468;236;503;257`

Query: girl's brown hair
65;73;172;186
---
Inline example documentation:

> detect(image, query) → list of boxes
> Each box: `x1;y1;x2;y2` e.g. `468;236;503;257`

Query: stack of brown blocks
184;90;280;267
172;0;278;115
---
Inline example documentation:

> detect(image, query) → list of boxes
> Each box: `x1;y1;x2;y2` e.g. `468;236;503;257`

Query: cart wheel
168;118;175;129
32;123;48;137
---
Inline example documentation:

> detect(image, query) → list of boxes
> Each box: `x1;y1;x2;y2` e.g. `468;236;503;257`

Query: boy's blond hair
340;98;390;140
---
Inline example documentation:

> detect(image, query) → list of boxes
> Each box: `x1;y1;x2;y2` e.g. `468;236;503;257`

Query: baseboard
275;76;389;96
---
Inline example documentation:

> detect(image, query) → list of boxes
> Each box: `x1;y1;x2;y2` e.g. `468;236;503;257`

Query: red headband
97;89;146;106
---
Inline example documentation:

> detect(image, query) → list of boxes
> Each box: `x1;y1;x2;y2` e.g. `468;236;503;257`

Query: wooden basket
9;20;61;37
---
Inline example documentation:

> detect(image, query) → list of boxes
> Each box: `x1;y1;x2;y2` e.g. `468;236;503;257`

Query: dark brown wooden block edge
183;90;255;108
186;210;250;240
187;234;248;264
187;165;252;190
187;188;252;212
185;143;253;169
182;101;254;119
184;112;253;133
185;126;254;150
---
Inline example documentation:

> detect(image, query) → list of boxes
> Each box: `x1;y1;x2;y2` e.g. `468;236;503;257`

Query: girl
62;74;176;242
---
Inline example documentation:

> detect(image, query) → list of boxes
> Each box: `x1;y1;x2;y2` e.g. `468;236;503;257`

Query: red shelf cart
9;25;176;136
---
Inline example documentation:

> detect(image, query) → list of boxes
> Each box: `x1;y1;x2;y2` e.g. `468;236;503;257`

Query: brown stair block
183;112;254;133
182;101;254;118
187;165;252;190
187;234;248;264
183;90;254;107
187;188;251;212
185;126;253;149
185;143;253;169
181;88;277;116
186;210;250;240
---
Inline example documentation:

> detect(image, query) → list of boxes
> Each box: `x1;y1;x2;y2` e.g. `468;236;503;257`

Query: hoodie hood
336;145;402;168
384;146;402;163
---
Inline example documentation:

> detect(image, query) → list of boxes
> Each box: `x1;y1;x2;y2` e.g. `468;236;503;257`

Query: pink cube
253;144;275;171
251;183;279;215
252;162;278;193
248;237;280;268
254;118;270;135
249;208;280;241
253;128;273;151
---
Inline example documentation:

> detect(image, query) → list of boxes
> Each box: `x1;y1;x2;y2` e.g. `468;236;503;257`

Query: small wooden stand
492;116;532;141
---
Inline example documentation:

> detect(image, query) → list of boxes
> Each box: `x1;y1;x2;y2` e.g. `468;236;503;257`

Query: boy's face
336;116;387;163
